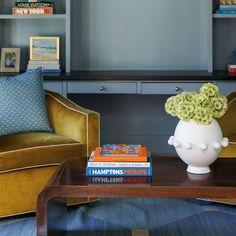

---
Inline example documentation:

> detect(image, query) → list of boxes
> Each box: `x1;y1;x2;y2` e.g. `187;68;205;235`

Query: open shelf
0;0;70;72
0;14;66;20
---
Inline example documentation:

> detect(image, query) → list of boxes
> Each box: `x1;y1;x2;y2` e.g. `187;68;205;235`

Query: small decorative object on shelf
86;144;152;177
227;64;236;73
215;0;236;14
27;36;61;73
165;83;229;174
0;48;20;73
13;0;54;15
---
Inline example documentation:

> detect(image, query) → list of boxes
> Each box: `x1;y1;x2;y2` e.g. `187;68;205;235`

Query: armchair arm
45;90;100;157
217;93;236;137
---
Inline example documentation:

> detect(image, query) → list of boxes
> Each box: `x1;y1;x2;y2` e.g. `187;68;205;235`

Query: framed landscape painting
0;48;21;73
30;36;60;61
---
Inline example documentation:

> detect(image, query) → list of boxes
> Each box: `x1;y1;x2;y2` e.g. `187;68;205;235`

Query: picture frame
0;48;21;73
30;36;60;61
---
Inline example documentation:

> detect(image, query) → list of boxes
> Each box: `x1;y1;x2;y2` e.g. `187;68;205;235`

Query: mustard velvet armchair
218;91;236;158
0;90;100;218
208;91;236;205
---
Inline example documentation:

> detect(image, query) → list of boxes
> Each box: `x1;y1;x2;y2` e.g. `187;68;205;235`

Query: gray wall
71;0;208;70
213;19;236;70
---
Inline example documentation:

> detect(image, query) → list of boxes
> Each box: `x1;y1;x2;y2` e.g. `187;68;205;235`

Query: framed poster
30;36;60;61
0;48;21;73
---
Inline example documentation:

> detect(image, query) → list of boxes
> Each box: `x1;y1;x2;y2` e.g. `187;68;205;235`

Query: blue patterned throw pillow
0;69;52;136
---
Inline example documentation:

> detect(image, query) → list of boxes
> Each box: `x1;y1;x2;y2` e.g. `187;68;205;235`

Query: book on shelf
219;0;236;5
219;5;236;9
28;60;59;65
228;69;236;73
27;64;60;70
15;2;54;8
27;59;61;73
100;144;141;156
228;64;236;68
86;176;152;185
93;146;148;162
12;7;53;15
215;9;236;14
27;69;61;73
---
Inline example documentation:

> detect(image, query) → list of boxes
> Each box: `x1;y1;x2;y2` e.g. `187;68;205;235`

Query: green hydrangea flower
195;94;211;108
177;101;195;121
183;92;197;102
200;83;219;98
211;95;228;118
193;107;213;125
164;83;228;124
165;96;177;116
173;94;185;106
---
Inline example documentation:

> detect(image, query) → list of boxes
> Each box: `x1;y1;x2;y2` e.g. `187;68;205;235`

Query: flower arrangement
165;83;228;125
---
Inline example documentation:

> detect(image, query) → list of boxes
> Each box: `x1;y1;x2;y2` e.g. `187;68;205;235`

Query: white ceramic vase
168;119;229;174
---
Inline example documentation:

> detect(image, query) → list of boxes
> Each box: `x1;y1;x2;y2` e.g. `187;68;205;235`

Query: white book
87;152;151;168
28;60;59;65
227;64;236;69
27;64;60;70
219;5;236;9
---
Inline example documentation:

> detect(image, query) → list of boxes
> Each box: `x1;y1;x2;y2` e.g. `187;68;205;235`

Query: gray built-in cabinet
1;0;236;153
0;0;234;72
1;0;236;72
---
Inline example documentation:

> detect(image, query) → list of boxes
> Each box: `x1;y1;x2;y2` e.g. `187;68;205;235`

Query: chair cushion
0;132;82;173
0;69;52;136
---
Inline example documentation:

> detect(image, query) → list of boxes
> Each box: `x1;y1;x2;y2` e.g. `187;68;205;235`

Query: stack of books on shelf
27;60;61;73
227;64;236;73
216;0;236;14
13;0;54;15
86;144;152;184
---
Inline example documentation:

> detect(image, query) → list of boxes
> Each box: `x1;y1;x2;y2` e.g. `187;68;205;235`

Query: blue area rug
0;198;236;236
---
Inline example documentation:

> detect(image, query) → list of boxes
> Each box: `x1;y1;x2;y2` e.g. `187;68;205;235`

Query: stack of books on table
13;1;54;15
27;60;61;73
216;0;236;14
86;144;152;179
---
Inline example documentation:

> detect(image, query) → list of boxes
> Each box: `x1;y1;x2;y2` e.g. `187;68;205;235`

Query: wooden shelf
0;14;66;20
40;70;236;81
2;70;236;82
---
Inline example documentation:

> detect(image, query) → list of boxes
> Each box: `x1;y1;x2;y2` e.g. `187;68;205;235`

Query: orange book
12;7;53;15
93;147;148;162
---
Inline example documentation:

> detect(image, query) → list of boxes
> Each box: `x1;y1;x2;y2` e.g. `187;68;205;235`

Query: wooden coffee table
37;155;236;236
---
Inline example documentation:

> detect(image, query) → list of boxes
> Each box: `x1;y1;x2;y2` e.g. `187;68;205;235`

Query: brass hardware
175;87;180;91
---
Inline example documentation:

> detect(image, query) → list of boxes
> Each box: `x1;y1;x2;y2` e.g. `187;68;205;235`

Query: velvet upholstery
0;132;81;173
0;91;100;218
207;92;236;205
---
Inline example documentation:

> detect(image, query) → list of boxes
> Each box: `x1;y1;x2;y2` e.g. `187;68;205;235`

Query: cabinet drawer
43;82;63;94
141;82;202;95
67;82;137;94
